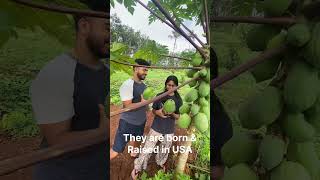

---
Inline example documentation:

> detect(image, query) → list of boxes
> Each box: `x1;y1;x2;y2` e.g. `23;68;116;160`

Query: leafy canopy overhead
0;0;99;48
111;0;208;26
111;13;169;74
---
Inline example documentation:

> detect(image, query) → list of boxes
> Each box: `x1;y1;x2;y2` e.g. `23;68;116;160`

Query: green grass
0;28;67;137
110;69;192;105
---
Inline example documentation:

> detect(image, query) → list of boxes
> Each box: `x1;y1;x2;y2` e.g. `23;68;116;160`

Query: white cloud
111;0;206;53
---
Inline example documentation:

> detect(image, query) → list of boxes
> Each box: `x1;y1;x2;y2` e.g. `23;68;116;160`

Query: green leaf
111;42;128;53
128;6;135;14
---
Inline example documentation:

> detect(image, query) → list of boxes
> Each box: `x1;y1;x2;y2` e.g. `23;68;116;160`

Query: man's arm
119;80;148;109
122;95;147;109
39;104;108;146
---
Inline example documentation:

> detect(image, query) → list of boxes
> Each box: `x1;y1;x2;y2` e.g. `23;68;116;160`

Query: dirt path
0;133;42;180
110;105;190;180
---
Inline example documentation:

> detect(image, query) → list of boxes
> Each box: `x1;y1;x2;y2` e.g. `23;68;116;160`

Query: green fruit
177;114;191;129
259;135;286;170
303;22;320;68
263;0;292;16
143;87;154;100
190;104;200;116
200;105;210;120
250;59;280;82
189;80;198;87
179;104;191;114
267;31;287;49
251;32;286;82
186;69;197;78
163;99;176;113
194;113;208;133
282;112;315;142
239;86;283;129
271;161;311;180
287;24;311;47
305;98;320;132
284;60;319;112
192;54;202;66
193;71;200;78
199;173;207;180
223;164;258;180
287;142;320;180
185;89;198;103
221;132;259;167
205;69;210;82
198;81;210;97
199;97;209;107
246;25;281;51
199;68;207;77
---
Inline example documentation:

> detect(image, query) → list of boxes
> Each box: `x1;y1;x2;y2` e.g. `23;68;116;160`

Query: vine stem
110;60;201;69
186;163;211;174
11;0;109;18
160;54;192;62
171;13;205;47
203;0;210;46
135;0;178;32
136;0;205;47
180;22;205;47
110;76;200;117
151;0;207;59
210;16;296;25
211;45;288;90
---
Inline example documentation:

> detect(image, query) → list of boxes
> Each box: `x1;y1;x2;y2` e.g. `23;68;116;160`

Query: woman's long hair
163;75;182;101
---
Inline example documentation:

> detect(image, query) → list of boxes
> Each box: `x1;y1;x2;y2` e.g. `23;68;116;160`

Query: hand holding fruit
140;95;147;103
156;108;168;118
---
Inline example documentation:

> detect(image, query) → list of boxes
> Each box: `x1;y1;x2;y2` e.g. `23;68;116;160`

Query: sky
111;0;206;53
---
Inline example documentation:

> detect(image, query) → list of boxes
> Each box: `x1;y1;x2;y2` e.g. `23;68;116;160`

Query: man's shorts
112;119;146;153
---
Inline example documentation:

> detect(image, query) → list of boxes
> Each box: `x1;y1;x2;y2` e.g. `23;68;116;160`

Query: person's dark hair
133;59;151;70
163;75;182;101
73;0;109;31
135;59;151;66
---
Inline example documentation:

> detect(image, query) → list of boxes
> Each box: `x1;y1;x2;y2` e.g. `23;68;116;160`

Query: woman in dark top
131;75;182;179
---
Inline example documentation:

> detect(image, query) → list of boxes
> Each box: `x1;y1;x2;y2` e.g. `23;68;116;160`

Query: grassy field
0;29;67;137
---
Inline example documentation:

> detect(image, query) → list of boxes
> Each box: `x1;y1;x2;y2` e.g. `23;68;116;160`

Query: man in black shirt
110;59;150;160
30;1;109;179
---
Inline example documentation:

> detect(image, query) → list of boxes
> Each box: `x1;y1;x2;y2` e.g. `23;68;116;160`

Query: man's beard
86;36;107;59
137;73;146;80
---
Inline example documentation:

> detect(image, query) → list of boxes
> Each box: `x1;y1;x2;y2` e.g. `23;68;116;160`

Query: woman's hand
155;108;168;118
170;113;180;120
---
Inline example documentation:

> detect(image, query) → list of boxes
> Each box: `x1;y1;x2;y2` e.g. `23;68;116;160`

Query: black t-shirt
151;92;183;134
31;53;109;179
210;47;233;166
